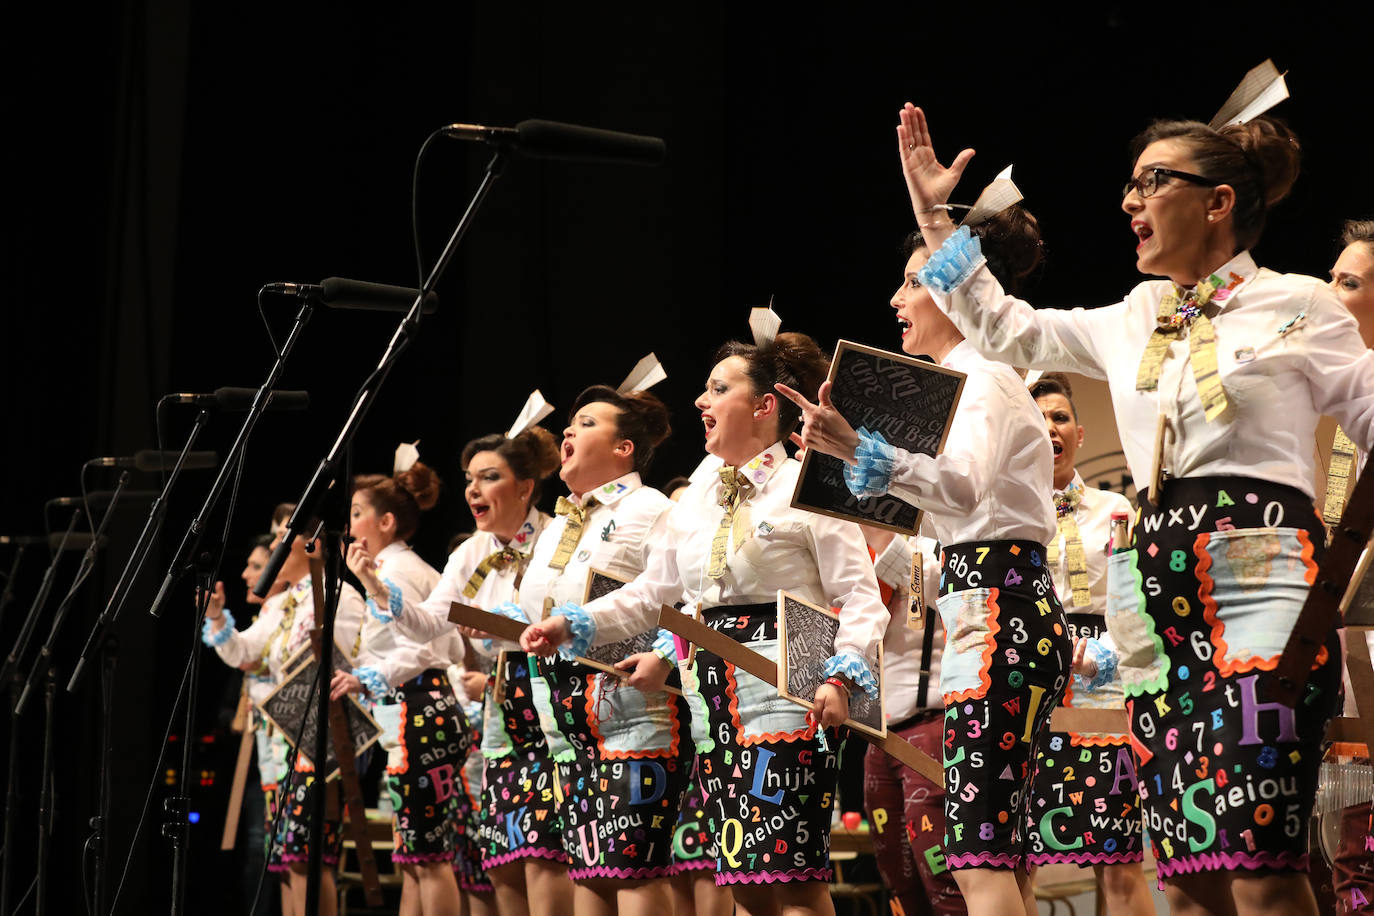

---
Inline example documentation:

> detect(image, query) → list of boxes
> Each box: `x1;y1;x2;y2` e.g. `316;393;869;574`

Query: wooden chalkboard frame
258;654;383;779
578;568;654;675
791;339;965;536
1340;541;1374;627
775;590;887;740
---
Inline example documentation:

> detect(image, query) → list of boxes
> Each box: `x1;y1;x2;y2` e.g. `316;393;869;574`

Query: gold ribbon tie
1135;274;1231;422
549;495;597;571
461;547;528;599
1046;487;1091;607
1324;425;1358;528
707;467;755;579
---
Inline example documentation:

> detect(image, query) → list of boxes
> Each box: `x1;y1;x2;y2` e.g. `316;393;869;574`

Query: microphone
162;388;310;411
0;535;48;546
46;491;159;509
441;119;666;166
262;278;438;314
86;451;219;472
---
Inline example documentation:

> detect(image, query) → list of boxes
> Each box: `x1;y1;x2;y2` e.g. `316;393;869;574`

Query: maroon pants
1336;802;1374;914
863;711;966;916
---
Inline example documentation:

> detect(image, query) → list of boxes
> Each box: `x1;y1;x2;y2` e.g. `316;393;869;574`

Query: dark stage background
3;4;1372;914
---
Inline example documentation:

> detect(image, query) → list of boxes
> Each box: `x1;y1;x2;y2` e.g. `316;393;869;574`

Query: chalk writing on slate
776;589;886;739
577;568;656;671
1344;544;1374;627
260;652;382;779
792;339;964;535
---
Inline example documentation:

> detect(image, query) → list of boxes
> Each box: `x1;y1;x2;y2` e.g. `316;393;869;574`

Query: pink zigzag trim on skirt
945;851;1021;870
668;859;716;874
1155;850;1308;880
570;864;678;881
278;853;340;866
480;845;572;870
1027;851;1144;866
717;867;832;885
391;851;455;864
457;878;494;893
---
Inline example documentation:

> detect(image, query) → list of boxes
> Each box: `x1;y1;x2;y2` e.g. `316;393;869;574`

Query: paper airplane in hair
1209;59;1288;129
617;353;667;394
962;165;1022;228
750;298;781;347
506;390;554;439
393;441;420;475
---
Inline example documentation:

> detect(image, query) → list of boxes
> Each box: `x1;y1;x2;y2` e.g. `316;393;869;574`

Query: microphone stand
34;666;55;916
0;544;29;634
304;534;342;916
68;410;212;692
0;511;82;685
255;147;509;597
17;472;127;714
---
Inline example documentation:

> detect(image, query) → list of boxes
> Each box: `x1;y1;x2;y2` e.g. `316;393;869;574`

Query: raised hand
896;103;974;227
775;380;859;465
1071;637;1097;680
345;537;382;595
203;580;227;620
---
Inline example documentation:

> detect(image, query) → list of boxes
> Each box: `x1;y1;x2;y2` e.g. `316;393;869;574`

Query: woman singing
898;101;1374;915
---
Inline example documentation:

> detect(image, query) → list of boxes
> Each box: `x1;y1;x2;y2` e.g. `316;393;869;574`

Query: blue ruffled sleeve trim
651;628;678;664
843;428;895;499
201;608;236;646
365;576;403;624
915;225;986;294
823;651;880;700
1077;637;1119;692
551;602;596;660
352;665;390;699
481;601;531;652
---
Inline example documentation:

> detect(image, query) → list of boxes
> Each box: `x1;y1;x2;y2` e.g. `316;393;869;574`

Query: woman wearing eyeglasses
894;102;1374;915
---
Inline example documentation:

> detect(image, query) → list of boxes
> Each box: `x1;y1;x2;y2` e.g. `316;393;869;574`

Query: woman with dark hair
327;456;473;916
522;331;888;916
386;422;568;916
1332;220;1374;349
894;101;1374;914
203;521;366;916
780;192;1070;914
511;385;691;915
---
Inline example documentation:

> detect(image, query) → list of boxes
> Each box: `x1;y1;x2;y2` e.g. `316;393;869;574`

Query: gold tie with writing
462;547;527;599
707;467;754;580
1045;487;1091;607
549;495;597;571
1135;274;1233;422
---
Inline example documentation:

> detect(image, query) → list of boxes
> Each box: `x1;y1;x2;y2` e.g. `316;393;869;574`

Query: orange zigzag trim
942;587;1001;705
723;657;814;746
1196;529;1323;677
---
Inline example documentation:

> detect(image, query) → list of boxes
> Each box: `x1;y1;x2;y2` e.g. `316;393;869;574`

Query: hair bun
395;460;441;512
521;426;562;481
1219;116;1301;208
772;331;830;402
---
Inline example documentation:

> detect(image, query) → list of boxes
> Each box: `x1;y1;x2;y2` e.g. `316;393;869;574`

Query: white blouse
873;534;944;721
518;471;673;623
209;576;366;683
884;341;1056;547
394;506;550;652
579;442;888;670
352;542;463;689
933;250;1374;496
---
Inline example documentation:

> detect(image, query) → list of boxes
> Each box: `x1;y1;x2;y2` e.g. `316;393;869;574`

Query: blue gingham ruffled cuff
1076;637;1119;692
201;608;236;646
482;601;532;652
651;628;678;664
822;651;880;700
915;225;985;293
352;665;389;699
551;602;596;660
843;428;895;499
365;576;403;624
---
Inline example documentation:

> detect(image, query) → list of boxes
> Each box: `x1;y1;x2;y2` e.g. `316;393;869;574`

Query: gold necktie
1324;425;1359;528
549;495;597;571
1135;274;1231;422
1045;488;1090;607
265;589;300;664
707;467;754;580
462;547;527;599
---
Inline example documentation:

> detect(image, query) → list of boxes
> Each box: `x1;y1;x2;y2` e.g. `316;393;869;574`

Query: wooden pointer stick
220;689;256;850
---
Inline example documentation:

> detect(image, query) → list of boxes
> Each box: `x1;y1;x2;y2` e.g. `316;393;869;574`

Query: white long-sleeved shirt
934;250;1374;497
873;534;944;721
518;472;673;623
394;507;550;650
352;541;464;689
211;576;366;683
884;341;1056;547
580;442;887;670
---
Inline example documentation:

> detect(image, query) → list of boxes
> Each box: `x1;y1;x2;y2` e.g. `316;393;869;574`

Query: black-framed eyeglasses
1122;167;1220;200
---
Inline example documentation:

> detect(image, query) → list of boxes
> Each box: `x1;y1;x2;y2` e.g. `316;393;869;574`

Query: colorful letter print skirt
476;650;571;869
936;539;1071;870
1026;613;1144;866
694;603;842;885
1109;477;1340;879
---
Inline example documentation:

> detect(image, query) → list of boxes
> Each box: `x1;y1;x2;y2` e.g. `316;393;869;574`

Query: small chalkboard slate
792;339;964;535
776;590;886;739
1342;543;1374;627
259;653;382;780
578;568;655;673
